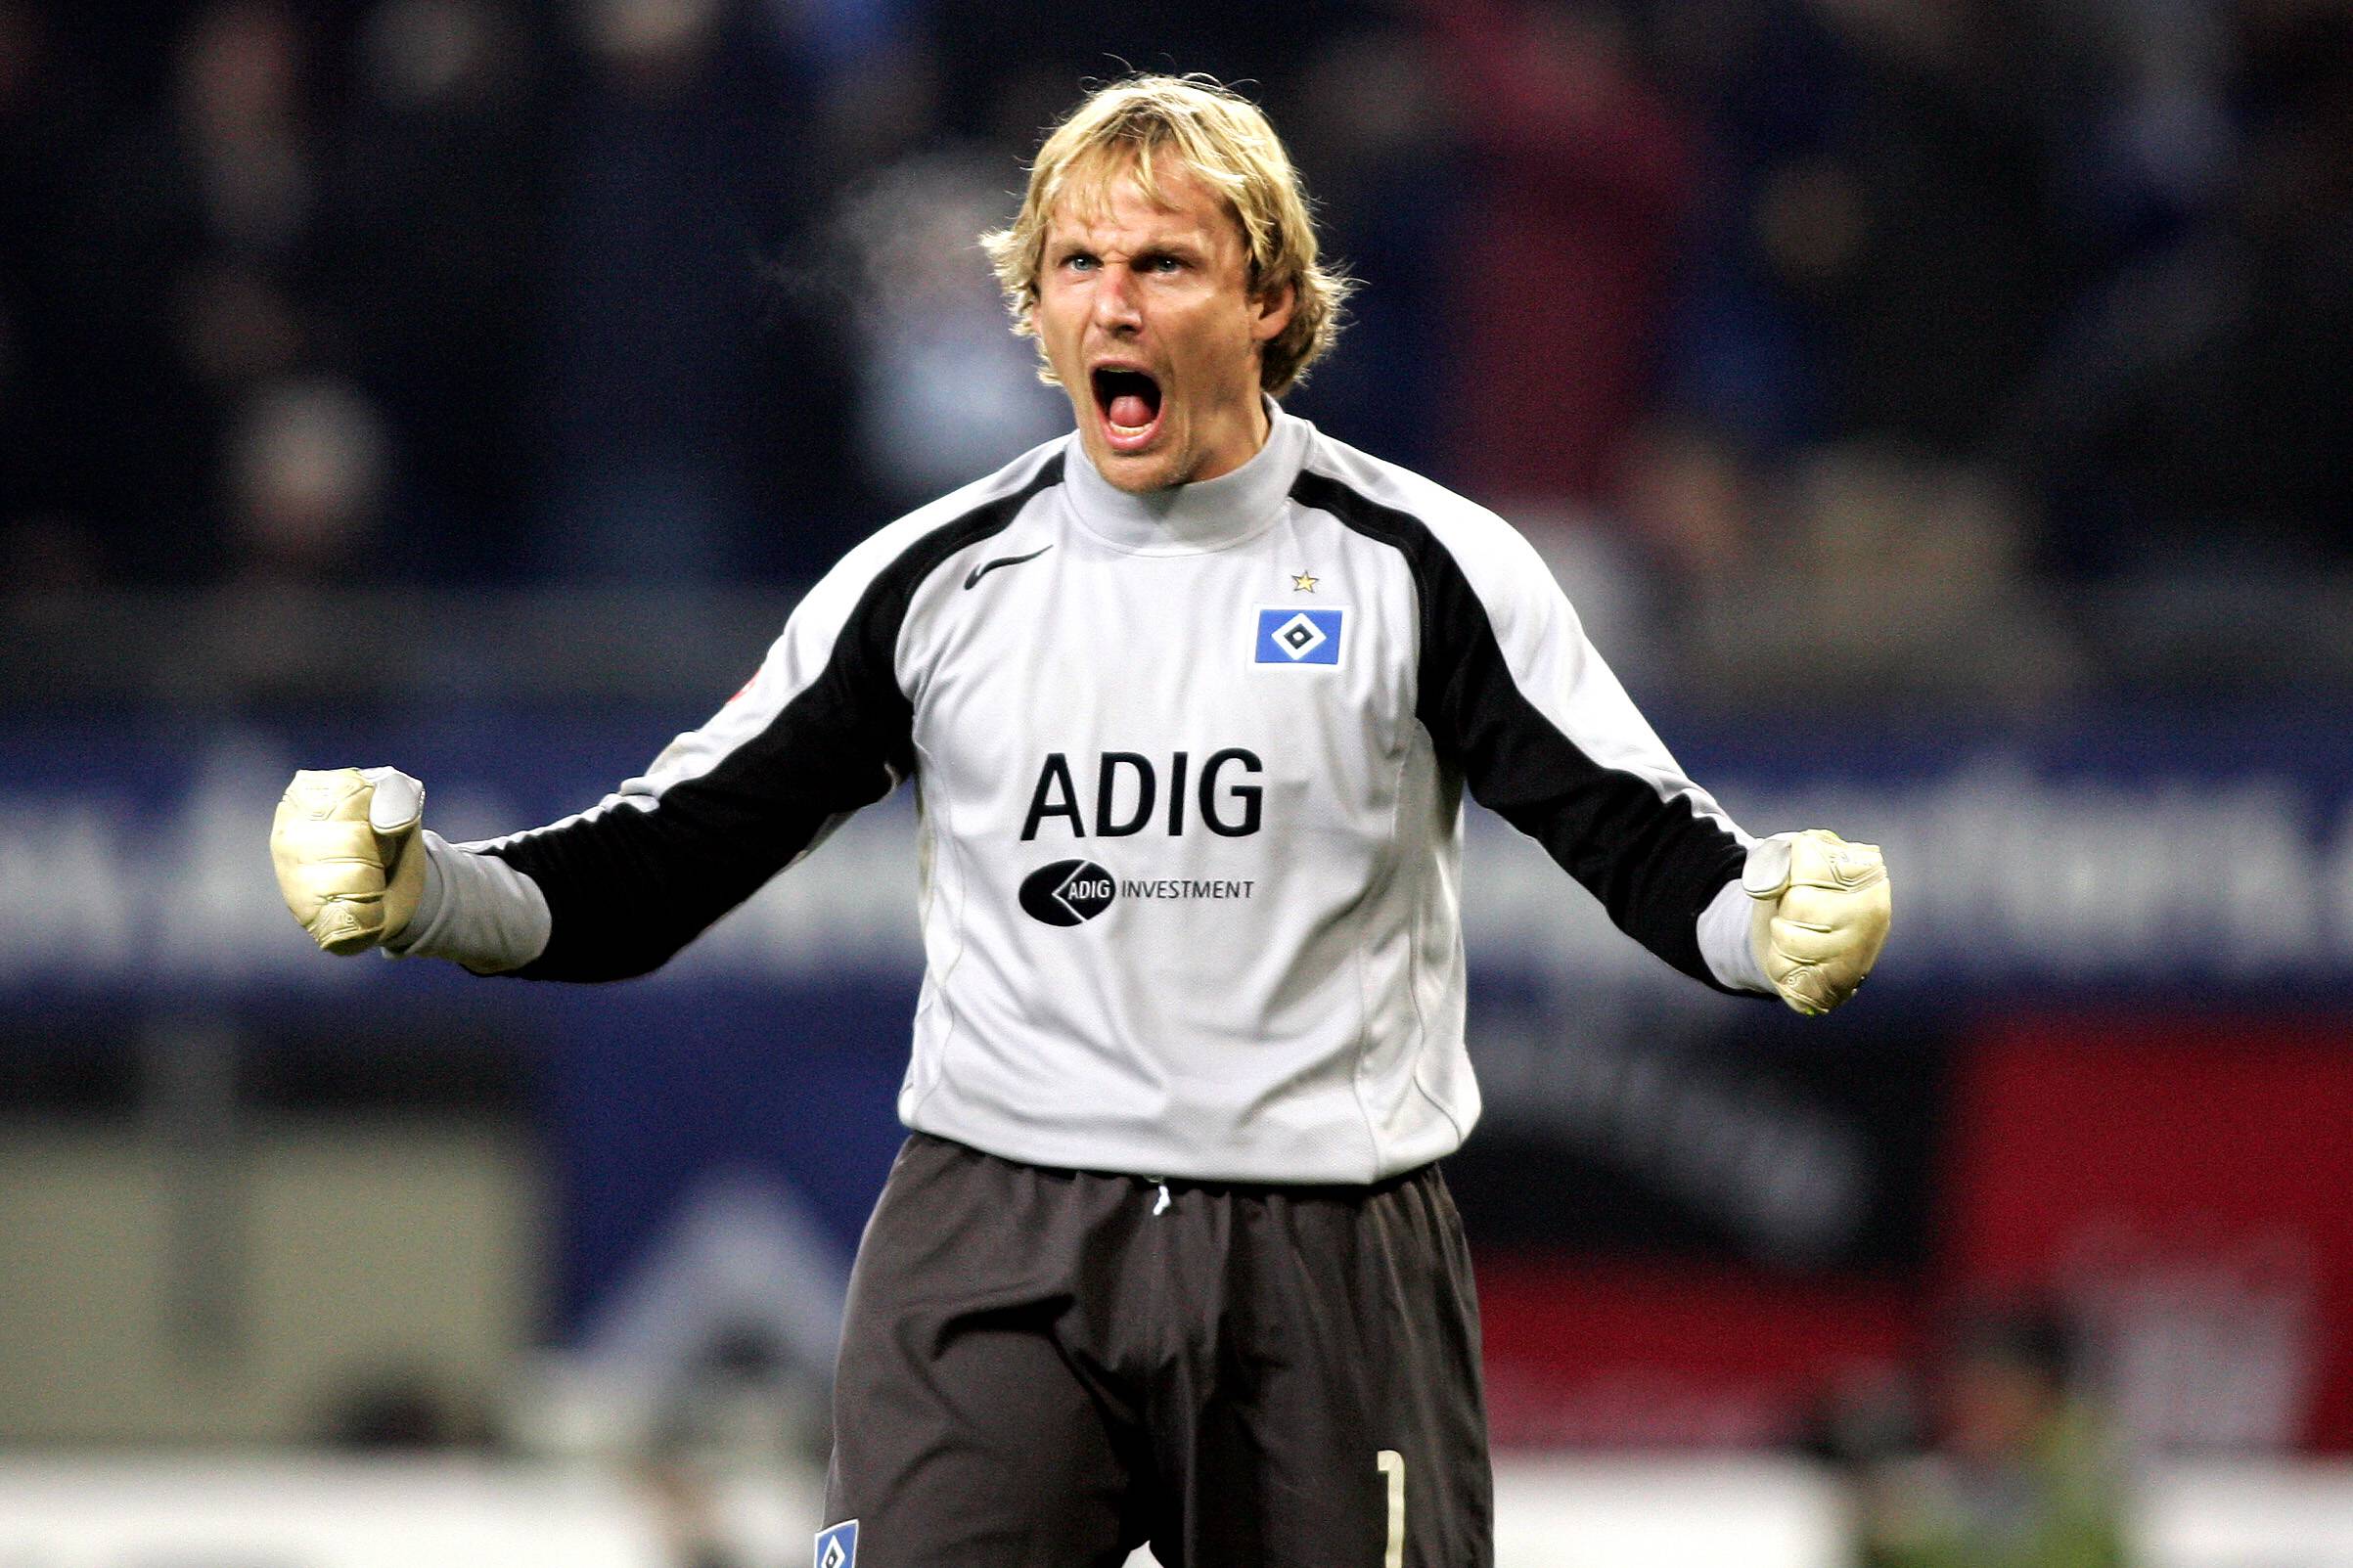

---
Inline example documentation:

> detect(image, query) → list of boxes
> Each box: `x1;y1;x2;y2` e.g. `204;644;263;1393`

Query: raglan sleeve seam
1410;509;1755;988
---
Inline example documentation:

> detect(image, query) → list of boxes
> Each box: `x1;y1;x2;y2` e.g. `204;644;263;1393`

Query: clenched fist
1743;829;1891;1015
269;767;427;955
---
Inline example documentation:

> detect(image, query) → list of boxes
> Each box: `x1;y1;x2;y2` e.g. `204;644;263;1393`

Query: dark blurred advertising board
4;702;2351;1006
1;704;2349;1444
1463;1010;2353;1453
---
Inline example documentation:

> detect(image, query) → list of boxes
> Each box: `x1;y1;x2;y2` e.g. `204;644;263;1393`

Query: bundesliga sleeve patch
1255;606;1344;666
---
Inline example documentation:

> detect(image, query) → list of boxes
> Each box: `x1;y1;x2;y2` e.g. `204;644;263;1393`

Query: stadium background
2;0;2350;1561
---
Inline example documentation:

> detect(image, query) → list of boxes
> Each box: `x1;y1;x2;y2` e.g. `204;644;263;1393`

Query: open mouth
1089;366;1164;453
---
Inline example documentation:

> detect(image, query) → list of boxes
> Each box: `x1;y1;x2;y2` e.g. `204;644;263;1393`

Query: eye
1139;254;1185;274
1060;251;1099;274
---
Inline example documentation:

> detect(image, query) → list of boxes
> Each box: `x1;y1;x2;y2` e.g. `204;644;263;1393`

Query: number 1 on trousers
1377;1450;1405;1568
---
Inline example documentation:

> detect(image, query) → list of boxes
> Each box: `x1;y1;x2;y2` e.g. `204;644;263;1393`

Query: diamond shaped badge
1255;606;1343;666
815;1520;857;1568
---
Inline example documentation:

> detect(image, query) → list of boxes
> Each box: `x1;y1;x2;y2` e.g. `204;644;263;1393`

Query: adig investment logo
1019;860;1118;926
1017;859;1259;926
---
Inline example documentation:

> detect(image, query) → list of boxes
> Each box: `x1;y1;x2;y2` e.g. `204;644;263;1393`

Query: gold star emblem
1291;571;1319;593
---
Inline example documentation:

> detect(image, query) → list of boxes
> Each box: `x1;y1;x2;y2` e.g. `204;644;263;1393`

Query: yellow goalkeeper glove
269;767;427;955
1743;829;1890;1015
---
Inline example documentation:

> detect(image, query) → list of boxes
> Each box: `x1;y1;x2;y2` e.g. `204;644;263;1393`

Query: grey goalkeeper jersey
410;407;1766;1183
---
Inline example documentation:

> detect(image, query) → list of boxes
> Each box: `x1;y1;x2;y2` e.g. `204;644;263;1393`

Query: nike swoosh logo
963;545;1053;590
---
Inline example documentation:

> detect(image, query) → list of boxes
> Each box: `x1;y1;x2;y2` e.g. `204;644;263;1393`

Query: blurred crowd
1813;1304;2132;1568
1;0;2348;696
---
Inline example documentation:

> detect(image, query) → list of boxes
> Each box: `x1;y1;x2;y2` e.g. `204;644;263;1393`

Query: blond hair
979;73;1351;396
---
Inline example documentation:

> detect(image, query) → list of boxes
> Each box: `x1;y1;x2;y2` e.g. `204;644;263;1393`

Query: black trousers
821;1133;1494;1568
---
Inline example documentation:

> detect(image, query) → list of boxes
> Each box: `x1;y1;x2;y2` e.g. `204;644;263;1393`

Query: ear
1249;279;1296;347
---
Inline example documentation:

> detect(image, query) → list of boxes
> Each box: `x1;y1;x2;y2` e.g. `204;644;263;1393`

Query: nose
1092;263;1143;335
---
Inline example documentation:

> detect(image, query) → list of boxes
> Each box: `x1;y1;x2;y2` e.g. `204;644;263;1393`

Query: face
1034;159;1295;494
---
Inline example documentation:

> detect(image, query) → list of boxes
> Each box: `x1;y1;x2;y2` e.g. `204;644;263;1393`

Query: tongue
1107;393;1154;428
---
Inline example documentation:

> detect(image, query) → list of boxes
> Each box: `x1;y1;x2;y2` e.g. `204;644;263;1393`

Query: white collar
1060;397;1307;555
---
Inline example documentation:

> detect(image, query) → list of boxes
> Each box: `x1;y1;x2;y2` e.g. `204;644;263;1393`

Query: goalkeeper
271;73;1888;1568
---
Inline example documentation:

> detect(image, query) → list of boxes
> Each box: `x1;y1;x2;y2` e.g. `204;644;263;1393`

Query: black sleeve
486;459;1059;981
1294;470;1752;990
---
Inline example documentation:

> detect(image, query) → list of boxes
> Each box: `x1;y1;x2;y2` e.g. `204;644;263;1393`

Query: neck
1064;398;1302;554
1192;395;1273;484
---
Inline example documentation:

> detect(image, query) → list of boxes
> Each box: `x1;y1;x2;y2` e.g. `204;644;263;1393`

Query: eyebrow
1046;232;1210;263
